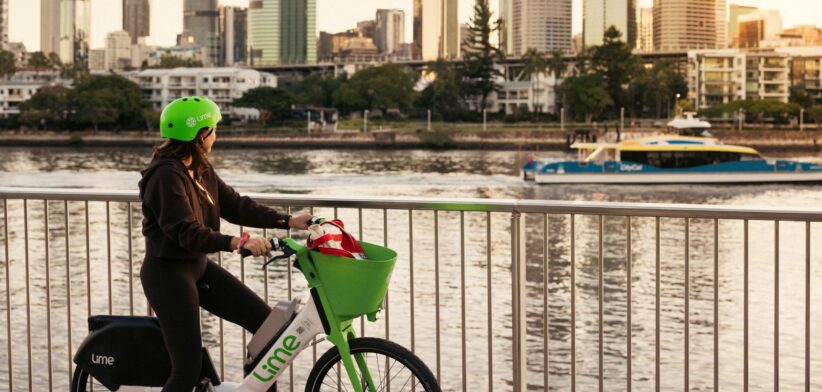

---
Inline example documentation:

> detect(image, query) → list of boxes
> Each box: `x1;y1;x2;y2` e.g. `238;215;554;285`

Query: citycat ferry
522;114;822;184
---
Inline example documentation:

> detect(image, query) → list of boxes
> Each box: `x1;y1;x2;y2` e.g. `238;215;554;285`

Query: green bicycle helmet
159;96;222;142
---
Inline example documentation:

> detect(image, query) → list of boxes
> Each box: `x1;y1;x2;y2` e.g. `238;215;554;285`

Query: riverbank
0;129;820;152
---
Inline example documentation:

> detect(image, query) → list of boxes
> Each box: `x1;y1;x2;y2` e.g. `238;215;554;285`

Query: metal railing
0;187;821;391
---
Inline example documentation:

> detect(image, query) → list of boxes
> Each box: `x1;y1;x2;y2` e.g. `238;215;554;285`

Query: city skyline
7;0;822;53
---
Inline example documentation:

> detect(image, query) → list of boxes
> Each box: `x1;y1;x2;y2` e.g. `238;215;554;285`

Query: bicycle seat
87;315;159;332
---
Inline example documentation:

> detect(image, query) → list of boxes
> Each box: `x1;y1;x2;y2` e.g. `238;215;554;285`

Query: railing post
511;211;527;391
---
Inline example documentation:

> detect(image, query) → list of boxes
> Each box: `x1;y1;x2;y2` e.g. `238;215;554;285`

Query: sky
7;0;822;51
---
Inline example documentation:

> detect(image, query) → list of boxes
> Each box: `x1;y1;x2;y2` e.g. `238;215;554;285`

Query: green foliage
21;75;146;130
808;105;822;126
233;87;295;125
71;74;146;130
0;50;16;78
19;85;71;128
461;0;504;111
28;52;51;68
416;60;465;121
629;60;688;118
332;63;417;114
559;73;613;123
546;50;566;79
297;73;345;108
790;85;814;109
149;54;204;69
698;99;801;125
590;27;640;114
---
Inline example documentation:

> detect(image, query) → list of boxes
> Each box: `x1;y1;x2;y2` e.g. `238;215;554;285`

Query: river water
1;146;822;391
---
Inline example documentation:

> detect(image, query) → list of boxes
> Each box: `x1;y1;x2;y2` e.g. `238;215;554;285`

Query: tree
19;85;72;129
28;52;51;68
545;50;567;114
331;63;417;114
233;87;295;125
416;59;465;121
0;50;16;79
47;53;62;69
590;26;639;116
630;60;687;118
808;105;822;130
790;85;814;109
150;54;204;69
461;0;504;112
521;48;546;114
60;62;90;80
70;74;145;130
559;73;613;123
297;73;345;108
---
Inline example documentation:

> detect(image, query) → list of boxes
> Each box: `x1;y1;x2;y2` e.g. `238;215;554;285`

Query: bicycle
70;232;440;392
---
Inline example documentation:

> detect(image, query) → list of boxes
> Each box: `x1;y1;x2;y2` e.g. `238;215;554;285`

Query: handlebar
238;216;325;268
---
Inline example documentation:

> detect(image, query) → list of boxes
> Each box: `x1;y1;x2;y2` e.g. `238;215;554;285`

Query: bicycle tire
71;366;95;392
305;337;440;392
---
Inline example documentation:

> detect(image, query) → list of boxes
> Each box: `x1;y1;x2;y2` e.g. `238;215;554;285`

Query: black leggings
140;256;271;391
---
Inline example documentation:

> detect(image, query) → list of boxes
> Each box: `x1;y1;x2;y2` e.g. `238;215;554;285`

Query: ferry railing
0;187;821;391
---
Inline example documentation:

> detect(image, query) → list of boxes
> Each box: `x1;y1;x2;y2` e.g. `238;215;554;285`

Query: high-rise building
280;0;316;64
248;0;316;66
0;0;8;48
105;30;132;70
499;0;513;55
583;0;636;47
654;0;726;52
728;4;757;47
413;0;459;60
780;25;822;46
123;0;149;45
219;6;247;66
183;0;219;66
375;9;405;55
507;0;573;55
41;0;91;63
638;7;653;52
41;0;60;55
736;10;782;49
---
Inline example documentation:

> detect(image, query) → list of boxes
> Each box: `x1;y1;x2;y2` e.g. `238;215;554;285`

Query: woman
138;96;310;391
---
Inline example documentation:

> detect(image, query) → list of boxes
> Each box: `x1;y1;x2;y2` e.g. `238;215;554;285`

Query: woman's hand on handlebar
288;213;314;230
233;236;272;257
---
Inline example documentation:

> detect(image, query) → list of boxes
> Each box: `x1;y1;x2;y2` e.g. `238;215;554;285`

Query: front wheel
306;337;440;392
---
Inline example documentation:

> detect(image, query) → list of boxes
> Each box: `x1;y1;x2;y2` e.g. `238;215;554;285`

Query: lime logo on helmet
186;117;196;128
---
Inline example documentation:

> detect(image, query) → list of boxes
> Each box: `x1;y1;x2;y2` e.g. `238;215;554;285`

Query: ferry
523;114;822;184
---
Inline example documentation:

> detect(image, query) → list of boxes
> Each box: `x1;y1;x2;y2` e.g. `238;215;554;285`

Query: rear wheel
71;366;98;392
305;337;440;392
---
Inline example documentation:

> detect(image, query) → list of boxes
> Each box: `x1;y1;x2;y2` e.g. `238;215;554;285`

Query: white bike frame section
234;294;325;391
114;293;325;392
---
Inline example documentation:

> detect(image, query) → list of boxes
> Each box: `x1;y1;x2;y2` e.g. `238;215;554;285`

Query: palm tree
545;50;566;115
521;48;546;114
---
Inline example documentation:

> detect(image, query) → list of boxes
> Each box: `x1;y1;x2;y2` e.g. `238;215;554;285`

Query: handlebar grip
239;247;253;258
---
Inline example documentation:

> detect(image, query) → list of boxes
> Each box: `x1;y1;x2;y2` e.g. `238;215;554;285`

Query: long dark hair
152;127;212;177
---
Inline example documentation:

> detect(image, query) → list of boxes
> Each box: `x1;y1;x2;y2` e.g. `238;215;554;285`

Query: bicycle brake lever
262;247;295;269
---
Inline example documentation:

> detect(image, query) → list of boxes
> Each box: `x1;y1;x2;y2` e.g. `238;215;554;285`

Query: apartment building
126;67;277;114
688;48;790;109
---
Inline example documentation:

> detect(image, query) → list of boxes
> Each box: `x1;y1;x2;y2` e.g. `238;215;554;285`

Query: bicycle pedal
194;377;216;392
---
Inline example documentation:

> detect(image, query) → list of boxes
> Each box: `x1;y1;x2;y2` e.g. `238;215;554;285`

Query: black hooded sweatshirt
138;155;290;261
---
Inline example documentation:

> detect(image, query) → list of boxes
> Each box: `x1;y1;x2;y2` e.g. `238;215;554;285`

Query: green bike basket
309;242;397;322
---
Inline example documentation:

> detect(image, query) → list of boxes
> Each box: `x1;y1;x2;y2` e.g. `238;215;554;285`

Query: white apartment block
688;48;790;109
126;67;277;115
0;69;70;117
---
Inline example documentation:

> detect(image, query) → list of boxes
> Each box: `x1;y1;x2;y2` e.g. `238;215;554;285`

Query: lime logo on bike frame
252;335;301;382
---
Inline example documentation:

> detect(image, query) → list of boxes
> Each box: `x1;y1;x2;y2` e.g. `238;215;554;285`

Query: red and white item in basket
306;219;368;260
